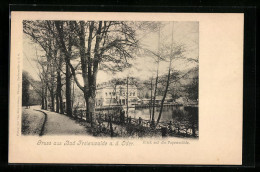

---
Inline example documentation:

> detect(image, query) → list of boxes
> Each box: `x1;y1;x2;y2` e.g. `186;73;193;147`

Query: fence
72;108;198;137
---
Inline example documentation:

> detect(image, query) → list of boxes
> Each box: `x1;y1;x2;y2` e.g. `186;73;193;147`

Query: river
97;105;198;123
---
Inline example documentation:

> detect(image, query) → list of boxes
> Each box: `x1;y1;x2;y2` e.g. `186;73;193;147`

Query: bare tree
54;21;141;126
23;21;60;112
156;44;185;125
24;20;74;114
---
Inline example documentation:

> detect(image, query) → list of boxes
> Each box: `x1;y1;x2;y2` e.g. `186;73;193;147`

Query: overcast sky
23;21;198;84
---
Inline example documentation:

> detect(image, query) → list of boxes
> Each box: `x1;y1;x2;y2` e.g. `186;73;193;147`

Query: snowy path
32;107;88;135
22;107;45;135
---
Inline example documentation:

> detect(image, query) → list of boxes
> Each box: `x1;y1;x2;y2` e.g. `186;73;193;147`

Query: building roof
97;84;137;90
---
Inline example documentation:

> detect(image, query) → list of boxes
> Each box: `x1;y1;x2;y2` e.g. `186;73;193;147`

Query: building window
105;92;107;96
130;92;132;96
133;92;135;96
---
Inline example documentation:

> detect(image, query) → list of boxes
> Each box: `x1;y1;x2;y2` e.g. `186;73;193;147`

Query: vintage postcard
9;12;243;164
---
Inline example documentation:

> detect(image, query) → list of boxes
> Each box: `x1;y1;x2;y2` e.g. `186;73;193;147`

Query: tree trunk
85;85;96;126
44;97;47;110
84;93;90;121
56;92;59;113
54;21;83;117
86;21;102;126
56;72;60;113
57;70;63;114
41;84;45;109
150;77;153;120
72;80;75;109
151;66;159;126
156;22;174;126
151;26;160;126
109;116;114;137
50;89;55;112
59;91;64;114
192;124;196;137
126;76;129;118
41;96;45;110
66;62;72;116
44;83;48;110
156;67;171;126
55;21;100;125
89;96;96;126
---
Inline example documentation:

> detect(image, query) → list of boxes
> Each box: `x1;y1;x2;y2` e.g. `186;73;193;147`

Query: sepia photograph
9;12;243;164
22;20;199;138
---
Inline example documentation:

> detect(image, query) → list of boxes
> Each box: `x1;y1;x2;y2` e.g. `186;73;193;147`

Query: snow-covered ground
22;107;45;135
22;106;89;136
40;110;88;135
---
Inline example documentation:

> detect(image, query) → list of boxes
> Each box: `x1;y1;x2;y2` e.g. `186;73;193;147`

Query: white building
95;84;139;107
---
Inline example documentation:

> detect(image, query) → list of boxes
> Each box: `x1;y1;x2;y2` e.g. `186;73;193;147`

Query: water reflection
128;106;186;122
95;105;198;124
